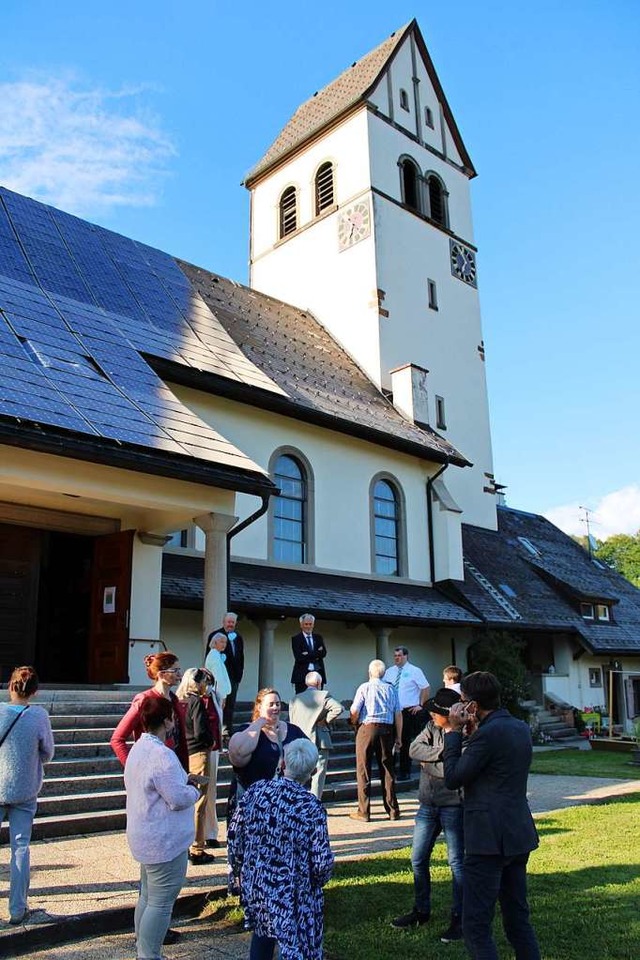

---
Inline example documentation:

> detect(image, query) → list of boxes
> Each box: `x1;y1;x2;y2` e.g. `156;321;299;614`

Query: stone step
36;789;126;818
53;727;119;745
50;713;127;730
40;772;124;797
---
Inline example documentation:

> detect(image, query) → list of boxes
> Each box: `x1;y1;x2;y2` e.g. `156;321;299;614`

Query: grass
530;748;640;779
323;795;640;960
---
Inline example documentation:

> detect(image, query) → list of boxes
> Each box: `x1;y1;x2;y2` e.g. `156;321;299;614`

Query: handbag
0;704;30;748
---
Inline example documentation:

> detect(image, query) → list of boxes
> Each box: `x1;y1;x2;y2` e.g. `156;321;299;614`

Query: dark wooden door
88;530;134;683
0;524;41;679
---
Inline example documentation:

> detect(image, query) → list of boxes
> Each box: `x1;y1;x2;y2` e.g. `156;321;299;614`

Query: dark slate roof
179;263;465;465
455;507;640;655
0;186;465;473
245;20;475;184
0;187;273;493
162;554;480;626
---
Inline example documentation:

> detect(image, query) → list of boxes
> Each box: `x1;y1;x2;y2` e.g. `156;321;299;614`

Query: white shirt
205;648;232;699
383;662;429;710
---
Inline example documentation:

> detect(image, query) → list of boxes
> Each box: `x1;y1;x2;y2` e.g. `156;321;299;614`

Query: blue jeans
0;798;37;921
411;802;464;917
135;850;188;959
463;852;540;960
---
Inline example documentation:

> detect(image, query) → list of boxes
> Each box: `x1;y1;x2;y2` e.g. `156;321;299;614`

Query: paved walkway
1;773;638;958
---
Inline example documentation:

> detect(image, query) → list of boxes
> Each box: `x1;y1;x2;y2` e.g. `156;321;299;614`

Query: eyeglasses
161;667;181;675
460;697;475;705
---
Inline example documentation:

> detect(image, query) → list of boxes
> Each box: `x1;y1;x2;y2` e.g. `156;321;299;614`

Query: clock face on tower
449;240;477;287
337;200;371;251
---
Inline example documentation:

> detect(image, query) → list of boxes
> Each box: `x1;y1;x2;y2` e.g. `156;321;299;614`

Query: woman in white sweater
0;665;54;925
124;696;206;959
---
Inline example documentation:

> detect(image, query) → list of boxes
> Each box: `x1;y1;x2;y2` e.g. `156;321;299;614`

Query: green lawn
323;796;640;960
530;748;640;779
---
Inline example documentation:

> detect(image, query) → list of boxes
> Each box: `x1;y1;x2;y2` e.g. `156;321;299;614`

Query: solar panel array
0;186;279;473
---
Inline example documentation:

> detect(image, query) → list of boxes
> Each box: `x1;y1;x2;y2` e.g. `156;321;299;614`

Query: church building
0;20;638;728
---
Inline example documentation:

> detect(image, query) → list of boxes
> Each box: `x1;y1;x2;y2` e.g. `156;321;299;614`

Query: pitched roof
245;20;475;184
178;263;465;465
456;507;640;655
162;553;480;626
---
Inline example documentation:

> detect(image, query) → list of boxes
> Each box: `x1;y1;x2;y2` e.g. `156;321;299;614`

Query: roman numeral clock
450;239;477;287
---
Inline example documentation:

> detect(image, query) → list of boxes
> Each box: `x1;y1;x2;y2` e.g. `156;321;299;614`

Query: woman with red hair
110;652;188;771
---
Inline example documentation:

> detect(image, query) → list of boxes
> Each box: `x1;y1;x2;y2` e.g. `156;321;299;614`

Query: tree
466;630;531;718
596;532;640;587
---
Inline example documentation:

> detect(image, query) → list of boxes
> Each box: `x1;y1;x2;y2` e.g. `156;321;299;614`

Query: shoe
388;810;401;820
188;851;215;865
440;916;463;943
23;909;58;926
163;928;181;944
348;810;370;822
391;908;430;928
8;911;28;925
206;839;222;848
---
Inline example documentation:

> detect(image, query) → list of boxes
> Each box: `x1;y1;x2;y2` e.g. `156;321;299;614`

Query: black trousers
462;852;540;960
222;681;239;736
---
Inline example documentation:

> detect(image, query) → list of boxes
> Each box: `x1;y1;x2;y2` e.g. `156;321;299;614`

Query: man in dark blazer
443;671;541;960
290;613;327;693
207;612;244;739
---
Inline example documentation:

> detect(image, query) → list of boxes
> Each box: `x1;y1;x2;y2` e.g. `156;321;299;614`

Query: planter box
590;737;634;753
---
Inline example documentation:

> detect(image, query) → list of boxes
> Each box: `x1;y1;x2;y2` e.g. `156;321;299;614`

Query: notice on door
103;586;116;614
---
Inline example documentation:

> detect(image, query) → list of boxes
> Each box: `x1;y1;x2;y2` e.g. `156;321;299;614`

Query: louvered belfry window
315;162;334;215
279;186;297;238
428;175;445;226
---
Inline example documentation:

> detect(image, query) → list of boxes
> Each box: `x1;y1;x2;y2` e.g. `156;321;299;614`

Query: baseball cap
424;687;461;716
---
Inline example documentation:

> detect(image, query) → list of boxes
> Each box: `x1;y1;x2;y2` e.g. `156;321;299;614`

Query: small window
315;162;334;215
373;479;400;576
436;396;446;430
517;536;541;558
279;186;297;238
400;157;421;213
596;604;610;621
589;668;602;688
399;88;410;111
427;175;446;226
427;279;438;310
425;106;434;128
581;603;595;620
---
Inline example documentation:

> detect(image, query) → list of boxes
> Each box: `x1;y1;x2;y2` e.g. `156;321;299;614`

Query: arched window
315;162;334;215
400;157;421;213
272;454;307;563
372;478;401;576
426;174;448;227
279;186;297;238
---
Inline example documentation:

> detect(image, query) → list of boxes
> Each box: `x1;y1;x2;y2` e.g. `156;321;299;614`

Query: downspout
426;459;449;584
225;491;275;608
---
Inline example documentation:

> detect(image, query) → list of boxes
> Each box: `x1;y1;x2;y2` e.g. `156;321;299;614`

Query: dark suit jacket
443;707;539;857
208;628;244;685
290;632;327;686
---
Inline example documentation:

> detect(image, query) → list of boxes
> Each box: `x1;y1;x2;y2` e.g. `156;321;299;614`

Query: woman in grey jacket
0;666;54;925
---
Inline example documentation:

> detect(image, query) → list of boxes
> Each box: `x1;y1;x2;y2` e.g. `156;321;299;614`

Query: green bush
466;630;531;718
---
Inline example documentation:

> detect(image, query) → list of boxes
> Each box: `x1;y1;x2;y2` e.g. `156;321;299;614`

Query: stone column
369;624;394;664
255;619;281;690
194;512;238;651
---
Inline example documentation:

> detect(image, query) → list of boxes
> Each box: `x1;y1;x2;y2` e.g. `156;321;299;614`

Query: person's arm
152;752;200;810
443;727;492;790
409;723;442;763
228;719;267;768
39;712;55;764
292;634;312;667
315;635;327;661
394;708;403;748
190;697;214;750
324;695;346;725
350;685;365;723
419;682;431;706
110;698;142;768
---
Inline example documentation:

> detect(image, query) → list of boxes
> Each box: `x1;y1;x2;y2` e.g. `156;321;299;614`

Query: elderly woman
0;666;54;925
175;668;217;865
204;633;232;706
124;696;204;960
228;739;334;960
110;651;188;771
228;688;307;790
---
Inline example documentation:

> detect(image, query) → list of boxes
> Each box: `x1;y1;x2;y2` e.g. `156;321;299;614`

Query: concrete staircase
1;688;417;840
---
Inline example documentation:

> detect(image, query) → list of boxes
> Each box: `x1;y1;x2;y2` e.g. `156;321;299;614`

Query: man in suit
289;671;346;799
291;613;327;694
443;671;540;960
207;612;244;739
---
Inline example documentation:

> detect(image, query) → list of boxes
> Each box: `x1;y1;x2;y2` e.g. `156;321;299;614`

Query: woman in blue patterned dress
228;738;334;960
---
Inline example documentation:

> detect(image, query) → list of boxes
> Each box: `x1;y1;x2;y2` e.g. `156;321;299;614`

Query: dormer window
399;88;410;111
596;603;610;621
279;186;298;238
315;162;334;215
581;603;595;620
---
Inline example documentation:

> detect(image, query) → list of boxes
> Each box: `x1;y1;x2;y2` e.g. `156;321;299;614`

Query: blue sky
2;1;639;538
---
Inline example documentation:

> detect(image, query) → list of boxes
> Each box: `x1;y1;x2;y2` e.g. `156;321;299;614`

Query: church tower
245;20;497;531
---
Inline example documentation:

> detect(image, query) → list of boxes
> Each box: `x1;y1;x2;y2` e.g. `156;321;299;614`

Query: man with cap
391;687;464;944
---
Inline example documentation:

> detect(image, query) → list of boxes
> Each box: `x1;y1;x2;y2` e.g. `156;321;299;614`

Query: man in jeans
391;688;464;943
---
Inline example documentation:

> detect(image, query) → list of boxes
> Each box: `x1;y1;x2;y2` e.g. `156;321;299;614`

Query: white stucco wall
169;385;447;582
129;538;163;639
